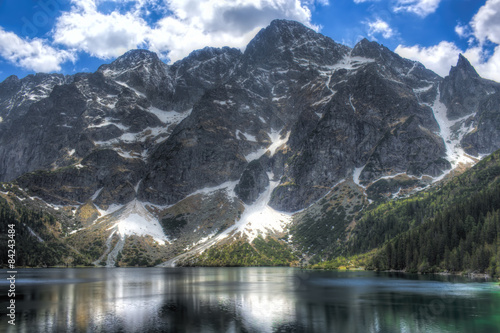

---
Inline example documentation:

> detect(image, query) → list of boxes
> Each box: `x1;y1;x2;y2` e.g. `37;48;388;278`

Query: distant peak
1;75;20;84
266;19;317;36
185;46;242;62
450;53;479;78
269;19;308;28
246;19;322;51
98;49;163;74
352;38;385;58
457;53;469;65
113;49;161;67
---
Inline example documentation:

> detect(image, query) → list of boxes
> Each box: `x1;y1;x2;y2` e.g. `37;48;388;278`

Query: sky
0;0;499;82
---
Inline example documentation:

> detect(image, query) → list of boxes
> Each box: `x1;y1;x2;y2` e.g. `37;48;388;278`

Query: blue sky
0;0;499;82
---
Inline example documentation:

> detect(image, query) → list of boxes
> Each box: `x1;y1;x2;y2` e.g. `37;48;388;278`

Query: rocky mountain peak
440;54;500;119
449;53;480;79
243;19;349;68
181;46;242;64
98;49;164;76
0;75;21;99
1;20;500;267
114;49;161;66
1;74;20;85
352;38;404;66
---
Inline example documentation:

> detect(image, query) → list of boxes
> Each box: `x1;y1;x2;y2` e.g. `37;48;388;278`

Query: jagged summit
1;19;500;266
243;18;349;67
112;49;162;66
180;46;242;63
449;53;480;79
97;49;166;79
440;53;500;119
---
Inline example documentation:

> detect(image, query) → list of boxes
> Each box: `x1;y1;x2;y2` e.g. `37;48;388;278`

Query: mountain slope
1;19;499;267
355;149;500;275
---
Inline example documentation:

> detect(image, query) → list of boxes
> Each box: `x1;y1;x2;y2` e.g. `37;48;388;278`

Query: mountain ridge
1;19;499;268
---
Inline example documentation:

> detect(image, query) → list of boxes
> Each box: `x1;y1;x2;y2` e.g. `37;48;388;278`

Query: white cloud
471;0;500;45
395;41;500;81
393;0;441;17
455;23;471;38
394;0;500;82
0;28;75;72
367;19;394;39
53;1;151;59
395;41;461;77
52;0;320;62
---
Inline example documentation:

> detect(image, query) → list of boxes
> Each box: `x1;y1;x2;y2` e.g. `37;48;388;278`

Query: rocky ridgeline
1;20;499;266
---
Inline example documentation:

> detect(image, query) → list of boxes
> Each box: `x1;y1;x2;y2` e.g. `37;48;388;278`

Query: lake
1;267;499;332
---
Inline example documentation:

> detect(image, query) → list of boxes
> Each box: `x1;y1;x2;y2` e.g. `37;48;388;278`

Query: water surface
1;268;499;332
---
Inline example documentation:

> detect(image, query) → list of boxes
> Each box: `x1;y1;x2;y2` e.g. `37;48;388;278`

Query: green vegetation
348;150;500;277
290;202;348;263
161;214;188;238
289;183;367;264
182;236;299;267
120;241;155;267
0;196;89;267
308;252;373;270
367;186;500;276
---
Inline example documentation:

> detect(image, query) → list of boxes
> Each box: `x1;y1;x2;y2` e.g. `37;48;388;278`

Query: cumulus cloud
393;0;441;17
396;42;500;81
395;0;500;82
455;23;472;39
395;41;461;77
471;0;500;45
0;28;75;72
367;19;394;39
53;1;151;59
51;0;320;62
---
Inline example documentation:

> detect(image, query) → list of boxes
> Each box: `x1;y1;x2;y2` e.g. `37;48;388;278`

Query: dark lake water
1;267;499;332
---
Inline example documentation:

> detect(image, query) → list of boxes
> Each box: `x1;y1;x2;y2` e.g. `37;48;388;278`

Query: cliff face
1;20;499;266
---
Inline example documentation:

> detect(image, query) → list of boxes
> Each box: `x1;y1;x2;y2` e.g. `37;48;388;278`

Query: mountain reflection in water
1;267;499;333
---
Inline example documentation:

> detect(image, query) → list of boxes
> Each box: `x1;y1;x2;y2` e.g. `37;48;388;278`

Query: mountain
344;148;500;275
1;19;499;268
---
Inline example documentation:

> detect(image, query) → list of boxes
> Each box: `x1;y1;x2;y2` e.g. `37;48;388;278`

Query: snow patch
427;89;476;176
106;234;126;267
147;107;191;124
134;180;142;194
312;95;333;106
245;148;268;162
215;173;293;242
88;118;130;131
108;200;169;245
91;187;103;201
267;130;290;156
214;100;234;106
244;130;290;162
236;130;257;142
353;167;366;188
375;172;407;181
349;95;356;112
23;223;44;242
326;55;375;71
188;180;239;199
96;203;124;217
413;85;433;93
115;81;146;98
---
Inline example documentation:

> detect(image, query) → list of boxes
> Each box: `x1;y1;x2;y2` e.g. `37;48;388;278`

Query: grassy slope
315;149;500;275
